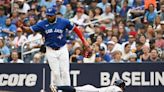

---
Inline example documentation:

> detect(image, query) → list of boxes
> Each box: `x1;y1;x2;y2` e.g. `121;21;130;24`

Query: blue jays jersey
30;17;74;48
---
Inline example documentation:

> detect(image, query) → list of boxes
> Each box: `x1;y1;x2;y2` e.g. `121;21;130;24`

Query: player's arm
22;26;33;33
73;26;89;47
22;23;44;33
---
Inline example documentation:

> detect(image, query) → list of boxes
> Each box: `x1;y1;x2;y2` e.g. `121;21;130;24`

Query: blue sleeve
2;46;10;55
66;19;75;30
10;25;17;33
145;12;148;18
30;22;45;33
103;54;111;62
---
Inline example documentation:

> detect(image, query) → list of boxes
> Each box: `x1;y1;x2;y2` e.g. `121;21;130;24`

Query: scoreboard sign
0;63;163;92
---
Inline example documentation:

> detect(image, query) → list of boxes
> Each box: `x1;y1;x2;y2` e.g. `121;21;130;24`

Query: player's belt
52;47;60;50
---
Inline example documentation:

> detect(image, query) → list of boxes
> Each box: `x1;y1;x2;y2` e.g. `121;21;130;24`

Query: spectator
160;20;164;30
111;36;122;52
26;32;43;51
12;3;19;13
0;38;10;63
128;23;137;34
121;43;133;61
155;30;164;49
89;23;103;43
1;18;17;37
107;41;115;54
127;53;137;63
148;49;161;62
10;50;24;63
88;0;98;10
93;35;107;52
10;11;19;25
0;6;7;27
145;25;155;41
120;0;135;7
87;9;96;22
39;0;56;8
95;53;106;63
110;0;121;15
70;47;83;63
118;25;128;44
101;5;115;28
11;28;27;58
154;15;161;30
104;29;113;43
160;4;164;21
98;46;111;62
39;6;47;20
97;0;110;12
30;53;42;63
15;0;30;14
144;3;157;26
130;0;145;19
137;25;145;35
119;0;131;20
69;0;78;11
140;45;150;62
135;41;144;58
137;34;150;47
94;7;103;20
92;43;100;53
110;50;124;63
0;0;11;15
64;4;74;19
71;7;88;26
55;0;67;16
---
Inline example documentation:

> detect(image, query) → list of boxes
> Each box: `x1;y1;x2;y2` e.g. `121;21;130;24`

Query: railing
21;38;42;61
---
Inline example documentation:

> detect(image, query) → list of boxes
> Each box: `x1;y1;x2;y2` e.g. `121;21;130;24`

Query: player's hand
83;42;92;58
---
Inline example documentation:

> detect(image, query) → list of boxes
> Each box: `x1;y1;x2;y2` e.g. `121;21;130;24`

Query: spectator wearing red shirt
155;30;164;49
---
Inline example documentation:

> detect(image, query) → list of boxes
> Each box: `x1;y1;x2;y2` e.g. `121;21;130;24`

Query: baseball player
50;79;125;92
23;7;89;86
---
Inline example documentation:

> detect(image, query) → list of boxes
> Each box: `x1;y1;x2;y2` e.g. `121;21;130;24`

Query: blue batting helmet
46;8;56;16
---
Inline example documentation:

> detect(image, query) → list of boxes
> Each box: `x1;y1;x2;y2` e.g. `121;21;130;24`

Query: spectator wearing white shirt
110;50;124;63
121;43;133;61
107;41;115;54
11;27;27;58
12;27;27;48
10;50;24;63
15;0;30;14
27;32;43;51
101;5;115;28
71;7;89;26
111;36;122;52
93;35;107;53
30;53;42;63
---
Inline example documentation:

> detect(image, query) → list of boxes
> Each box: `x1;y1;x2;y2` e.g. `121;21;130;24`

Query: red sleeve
73;26;88;46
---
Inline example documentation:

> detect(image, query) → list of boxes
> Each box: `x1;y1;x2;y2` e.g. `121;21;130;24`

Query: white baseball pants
46;44;71;86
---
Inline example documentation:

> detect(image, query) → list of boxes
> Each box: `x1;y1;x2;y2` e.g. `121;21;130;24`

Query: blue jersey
30;17;74;48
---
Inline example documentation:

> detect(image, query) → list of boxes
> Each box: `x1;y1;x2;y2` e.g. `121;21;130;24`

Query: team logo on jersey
48;8;52;12
45;24;49;27
45;29;63;34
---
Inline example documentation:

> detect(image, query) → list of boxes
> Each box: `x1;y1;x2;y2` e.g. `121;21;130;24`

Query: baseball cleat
50;84;57;92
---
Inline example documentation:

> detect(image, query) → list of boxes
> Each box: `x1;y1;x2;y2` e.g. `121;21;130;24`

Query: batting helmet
113;79;125;91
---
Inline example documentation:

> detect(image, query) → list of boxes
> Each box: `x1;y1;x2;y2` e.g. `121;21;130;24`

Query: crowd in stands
0;0;163;63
